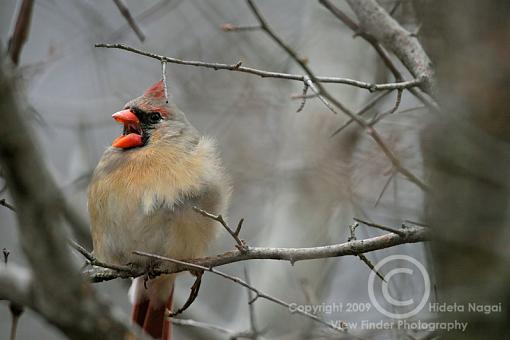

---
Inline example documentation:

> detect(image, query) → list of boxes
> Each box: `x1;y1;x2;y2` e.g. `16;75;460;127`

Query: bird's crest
143;80;166;99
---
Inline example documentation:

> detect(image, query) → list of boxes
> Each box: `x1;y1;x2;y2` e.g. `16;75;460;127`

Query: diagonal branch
0;198;16;212
193;206;248;252
112;0;145;42
244;0;428;191
330;91;391;137
345;0;435;94
353;217;406;237
134;251;346;333
319;0;440;112
7;0;34;65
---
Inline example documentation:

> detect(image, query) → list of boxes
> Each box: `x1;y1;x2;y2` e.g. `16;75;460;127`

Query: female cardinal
88;80;230;339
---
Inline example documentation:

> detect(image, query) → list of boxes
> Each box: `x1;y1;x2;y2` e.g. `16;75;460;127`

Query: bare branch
85;225;429;282
374;169;396;207
369;89;403;125
0;58;136;338
172;318;239;337
348;223;386;282
96;4;428;191
221;23;262;32
193;206;248;252
94;43;421;92
243;1;428;191
112;0;145;42
7;0;34;65
0;198;16;212
296;81;310;113
345;0;435;94
134;251;346;333
8;302;23;340
330;91;391;137
353;217;406;237
319;0;440;111
244;267;260;339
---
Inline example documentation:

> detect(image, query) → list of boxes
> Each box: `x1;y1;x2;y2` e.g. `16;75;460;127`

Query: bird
88;80;231;339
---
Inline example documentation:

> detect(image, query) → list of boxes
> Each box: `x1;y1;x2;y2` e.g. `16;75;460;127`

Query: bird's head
111;80;194;149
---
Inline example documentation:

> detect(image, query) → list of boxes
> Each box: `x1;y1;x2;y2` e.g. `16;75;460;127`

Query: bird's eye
149;112;162;124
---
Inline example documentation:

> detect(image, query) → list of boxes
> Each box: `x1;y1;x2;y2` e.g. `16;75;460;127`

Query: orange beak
111;109;143;149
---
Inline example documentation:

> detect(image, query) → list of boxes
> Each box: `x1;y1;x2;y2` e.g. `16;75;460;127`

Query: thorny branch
94;43;422;92
236;0;428;191
84;224;429;282
134;251;346;333
347;223;386;282
75;211;427;335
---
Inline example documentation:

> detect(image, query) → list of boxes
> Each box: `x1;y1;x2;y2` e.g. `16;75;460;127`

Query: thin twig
134;251;346;333
161;61;168;103
69;240;134;273
94;43;422;91
304;78;341;115
193;206;248;252
243;0;428;191
96;31;428;190
291;93;318;100
370;89;403;125
330;91;391;137
172;318;239;337
2;248;24;340
348;223;386;282
389;0;402;16
2;248;9;264
296;81;310;113
112;0;145;42
396;106;427;115
221;24;262;32
374;169;397;207
353;217;406;237
0;199;16;212
244;267;260;339
7;0;34;65
9;303;23;340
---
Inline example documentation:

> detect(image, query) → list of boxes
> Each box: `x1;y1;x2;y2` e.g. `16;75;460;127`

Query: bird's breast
88;140;226;266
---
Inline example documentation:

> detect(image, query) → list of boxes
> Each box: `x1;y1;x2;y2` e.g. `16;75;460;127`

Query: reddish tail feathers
131;279;174;339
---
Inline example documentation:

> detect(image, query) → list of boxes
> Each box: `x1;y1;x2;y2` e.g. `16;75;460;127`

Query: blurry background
5;0;499;339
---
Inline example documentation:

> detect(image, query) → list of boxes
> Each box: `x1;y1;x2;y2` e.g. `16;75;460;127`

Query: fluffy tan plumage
88;80;230;339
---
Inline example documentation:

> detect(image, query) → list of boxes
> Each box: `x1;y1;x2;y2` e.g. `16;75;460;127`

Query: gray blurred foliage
0;1;430;339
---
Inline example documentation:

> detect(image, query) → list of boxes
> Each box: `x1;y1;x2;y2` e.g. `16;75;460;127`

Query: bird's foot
129;260;159;289
168;270;204;317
